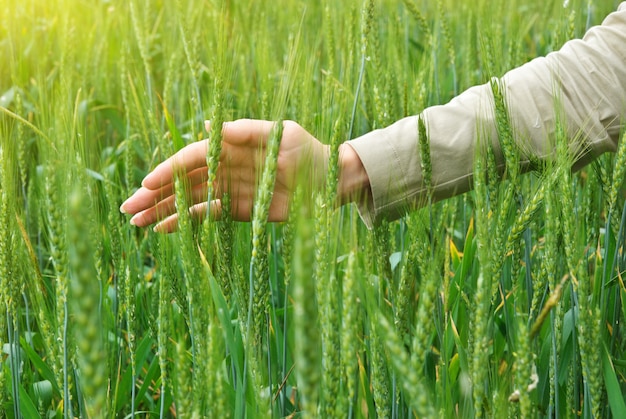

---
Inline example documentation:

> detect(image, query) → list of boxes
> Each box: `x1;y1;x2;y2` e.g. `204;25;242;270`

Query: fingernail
129;214;138;226
119;203;128;214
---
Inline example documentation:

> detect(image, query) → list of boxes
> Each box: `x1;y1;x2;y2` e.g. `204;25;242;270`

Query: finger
142;139;209;190
153;200;223;233
221;119;278;147
129;181;211;227
120;167;209;214
120;185;173;215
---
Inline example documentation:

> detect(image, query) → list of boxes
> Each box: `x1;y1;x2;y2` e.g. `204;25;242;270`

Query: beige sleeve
347;2;626;227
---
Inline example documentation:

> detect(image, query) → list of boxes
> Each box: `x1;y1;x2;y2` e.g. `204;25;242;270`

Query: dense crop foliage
1;0;625;417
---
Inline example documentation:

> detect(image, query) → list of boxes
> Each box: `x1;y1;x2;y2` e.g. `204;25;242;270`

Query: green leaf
33;380;53;409
200;247;247;417
85;168;105;182
19;383;41;419
0;87;16;108
602;343;626;417
20;338;61;398
389;252;402;271
114;335;155;412
136;354;160;408
114;357;133;414
459;219;477;285
162;101;185;152
558;308;575;385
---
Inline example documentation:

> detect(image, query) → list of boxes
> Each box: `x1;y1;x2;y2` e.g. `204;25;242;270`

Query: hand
120;119;330;232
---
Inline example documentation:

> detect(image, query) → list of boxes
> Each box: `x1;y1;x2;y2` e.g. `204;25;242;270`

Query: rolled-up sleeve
347;2;626;227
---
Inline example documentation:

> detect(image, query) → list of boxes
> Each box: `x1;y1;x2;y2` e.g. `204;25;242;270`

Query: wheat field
1;0;625;417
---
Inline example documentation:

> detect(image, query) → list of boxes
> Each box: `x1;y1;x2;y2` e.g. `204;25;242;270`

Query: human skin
120;119;370;233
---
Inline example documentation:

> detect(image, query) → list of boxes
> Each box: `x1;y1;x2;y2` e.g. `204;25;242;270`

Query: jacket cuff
347;84;500;228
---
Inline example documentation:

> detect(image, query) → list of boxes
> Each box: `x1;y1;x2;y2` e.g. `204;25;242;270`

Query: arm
120;119;369;232
348;2;626;227
122;4;625;231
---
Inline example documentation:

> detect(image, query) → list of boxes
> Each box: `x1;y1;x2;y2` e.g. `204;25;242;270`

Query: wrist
338;143;371;205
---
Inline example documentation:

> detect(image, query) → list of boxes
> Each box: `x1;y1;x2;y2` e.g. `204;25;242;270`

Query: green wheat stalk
370;329;391;418
249;120;283;348
341;251;360;413
542;186;561;417
173;172;212;413
68;182;107;417
471;132;493;419
376;311;435;417
314;195;341;417
489;78;520;283
409;220;442;413
175;0;203;128
44;168;72;410
576;266;603;417
607;129;626;213
293;189;320;418
156;240;172;419
129;0;153;109
513;318;535;417
395;237;418;343
173;337;193;418
0;126;17;414
418;115;433;199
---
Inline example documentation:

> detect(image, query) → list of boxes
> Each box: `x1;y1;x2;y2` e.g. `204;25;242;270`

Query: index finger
142;139;209;190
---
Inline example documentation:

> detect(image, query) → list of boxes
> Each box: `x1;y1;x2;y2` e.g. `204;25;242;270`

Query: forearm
347;2;626;227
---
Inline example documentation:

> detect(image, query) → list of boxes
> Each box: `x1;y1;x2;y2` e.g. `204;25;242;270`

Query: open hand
120;119;329;233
